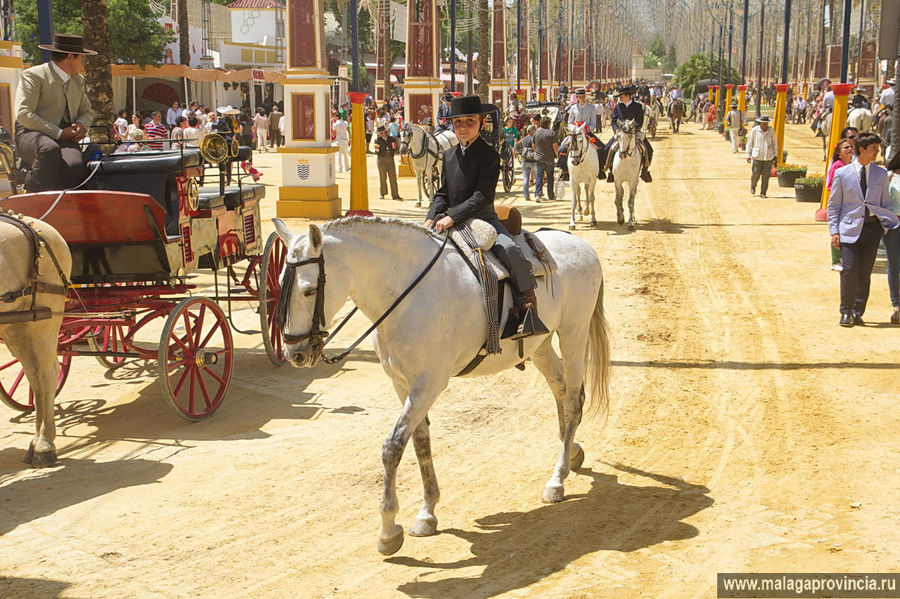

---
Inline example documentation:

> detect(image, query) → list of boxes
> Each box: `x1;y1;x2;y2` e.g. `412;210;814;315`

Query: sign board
878;0;899;60
252;69;265;81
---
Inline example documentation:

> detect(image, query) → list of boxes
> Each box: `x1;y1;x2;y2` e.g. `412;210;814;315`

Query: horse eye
303;287;318;297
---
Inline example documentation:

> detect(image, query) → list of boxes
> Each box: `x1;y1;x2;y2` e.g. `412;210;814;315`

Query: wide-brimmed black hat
615;85;635;97
38;33;97;56
574;88;587;95
756;115;770;122
448;95;493;119
442;93;454;102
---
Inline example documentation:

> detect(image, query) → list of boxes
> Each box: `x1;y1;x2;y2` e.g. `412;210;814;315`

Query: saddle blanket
449;218;558;281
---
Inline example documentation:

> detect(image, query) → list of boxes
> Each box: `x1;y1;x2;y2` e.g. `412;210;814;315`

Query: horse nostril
293;351;305;363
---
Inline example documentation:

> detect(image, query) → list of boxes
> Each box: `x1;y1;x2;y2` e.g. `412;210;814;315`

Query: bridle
276;231;450;366
568;128;586;166
617;123;636;158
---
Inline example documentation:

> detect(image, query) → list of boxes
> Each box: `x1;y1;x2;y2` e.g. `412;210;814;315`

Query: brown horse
669;99;686;133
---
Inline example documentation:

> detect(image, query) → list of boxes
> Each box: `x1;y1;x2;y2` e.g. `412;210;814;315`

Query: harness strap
0;213;70;312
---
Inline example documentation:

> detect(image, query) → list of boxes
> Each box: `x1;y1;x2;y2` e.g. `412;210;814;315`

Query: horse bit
275;232;450;365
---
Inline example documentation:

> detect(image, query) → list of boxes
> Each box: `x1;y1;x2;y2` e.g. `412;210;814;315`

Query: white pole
132;76;136;115
184;76;189;106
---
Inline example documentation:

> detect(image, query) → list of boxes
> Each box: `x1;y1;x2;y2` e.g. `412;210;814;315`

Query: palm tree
178;0;189;66
476;0;490;101
82;0;114;146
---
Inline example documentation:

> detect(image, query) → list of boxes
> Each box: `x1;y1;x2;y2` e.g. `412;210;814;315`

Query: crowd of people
113;100;285;153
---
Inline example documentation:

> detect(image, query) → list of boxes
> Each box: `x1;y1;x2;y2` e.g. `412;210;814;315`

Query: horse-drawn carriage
479;104;516;192
0;131;287;423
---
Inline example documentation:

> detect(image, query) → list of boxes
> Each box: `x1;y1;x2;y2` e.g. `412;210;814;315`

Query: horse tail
584;274;610;420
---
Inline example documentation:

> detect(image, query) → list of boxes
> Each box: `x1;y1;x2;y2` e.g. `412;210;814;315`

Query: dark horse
669;99;686;133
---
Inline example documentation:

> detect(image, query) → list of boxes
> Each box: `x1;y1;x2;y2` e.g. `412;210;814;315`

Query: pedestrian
501;116;519;158
113;108;128;142
269;103;283;147
826;139;855;270
145;110;168;150
253;107;269;152
365;110;375;153
745;115;776;197
424;95;545;338
827;132;900;326
239;112;253;148
883;151;900;324
171;115;186;149
517;125;538;201
373;124;401;200
532;116;558;202
388;115;400;138
166;100;181;129
724;101;745;154
126;113;143;141
333;113;350;173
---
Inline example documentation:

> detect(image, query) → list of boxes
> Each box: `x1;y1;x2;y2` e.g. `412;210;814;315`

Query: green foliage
646;35;665;60
672;53;741;99
662;46;677;74
776;163;807;173
795;175;824;188
16;0;173;66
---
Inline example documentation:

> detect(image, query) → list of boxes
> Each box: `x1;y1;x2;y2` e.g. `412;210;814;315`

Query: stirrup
510;306;549;340
501;308;522;339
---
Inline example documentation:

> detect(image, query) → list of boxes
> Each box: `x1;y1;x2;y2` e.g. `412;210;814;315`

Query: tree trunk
82;0;114;149
178;0;190;66
381;0;391;101
476;0;490;101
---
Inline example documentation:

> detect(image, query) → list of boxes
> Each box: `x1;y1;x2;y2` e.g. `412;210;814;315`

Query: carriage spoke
201;366;227;386
171;364;190;397
8;369;24;396
195;368;213;409
199;318;223;349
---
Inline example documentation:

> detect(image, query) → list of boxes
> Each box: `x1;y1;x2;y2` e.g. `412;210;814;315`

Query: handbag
738;126;747;136
522;147;536;162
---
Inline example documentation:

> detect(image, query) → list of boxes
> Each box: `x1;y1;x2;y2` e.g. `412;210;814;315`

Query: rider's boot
511;288;549;340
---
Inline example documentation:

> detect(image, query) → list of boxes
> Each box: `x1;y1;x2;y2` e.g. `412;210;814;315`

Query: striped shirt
145;121;168;150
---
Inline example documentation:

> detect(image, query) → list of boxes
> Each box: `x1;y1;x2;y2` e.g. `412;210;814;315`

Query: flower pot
794;183;823;202
778;170;806;187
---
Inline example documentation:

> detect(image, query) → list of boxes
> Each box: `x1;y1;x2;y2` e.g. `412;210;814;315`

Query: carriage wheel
423;166;437;199
88;325;130;370
158;297;234;421
0;345;71;412
259;232;287;366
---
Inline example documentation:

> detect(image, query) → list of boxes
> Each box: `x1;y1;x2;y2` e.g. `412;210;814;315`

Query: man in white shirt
724;102;745;154
332;116;350;173
878;79;895;109
166;101;181;129
745;115;777;197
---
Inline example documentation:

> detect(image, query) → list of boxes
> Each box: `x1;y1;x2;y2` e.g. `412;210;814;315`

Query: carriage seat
197;183;265;211
87;149;203;175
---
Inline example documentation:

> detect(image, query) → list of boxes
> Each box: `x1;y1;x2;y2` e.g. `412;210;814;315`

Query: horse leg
588;183;597;227
569;183;578;230
415;173;423;207
533;332;588;503
627;182;637;231
5;323;59;467
378;381;440;555
530;336;585;473
614;182;625;225
390;381;441;538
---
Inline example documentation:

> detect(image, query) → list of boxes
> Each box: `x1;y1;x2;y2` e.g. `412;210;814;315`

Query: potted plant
777;163;807;187
794;174;824;202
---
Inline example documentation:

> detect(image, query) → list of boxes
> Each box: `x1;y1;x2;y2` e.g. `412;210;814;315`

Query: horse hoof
570;443;585;470
568;223;576;230
590;219;597;227
23;443;34;465
415;202;422;208
30;449;57;469
542;484;565;503
628;222;635;231
617;216;624;225
409;515;438;537
377;524;405;555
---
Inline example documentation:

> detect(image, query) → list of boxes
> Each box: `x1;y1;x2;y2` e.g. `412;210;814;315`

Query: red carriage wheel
158;297;234;421
259;232;287;366
88;325;130;369
0;349;71;412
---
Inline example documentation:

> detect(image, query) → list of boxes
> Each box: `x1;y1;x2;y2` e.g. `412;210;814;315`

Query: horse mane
322;215;439;240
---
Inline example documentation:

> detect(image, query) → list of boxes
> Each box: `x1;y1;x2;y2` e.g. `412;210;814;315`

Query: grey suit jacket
14;62;92;139
827;161;899;243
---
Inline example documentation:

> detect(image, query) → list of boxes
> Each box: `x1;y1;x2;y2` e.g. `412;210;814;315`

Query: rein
277;231;450;365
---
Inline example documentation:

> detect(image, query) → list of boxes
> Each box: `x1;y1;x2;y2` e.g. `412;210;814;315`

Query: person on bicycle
14;34;95;192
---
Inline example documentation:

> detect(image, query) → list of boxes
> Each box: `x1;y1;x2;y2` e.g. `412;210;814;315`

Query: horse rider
601;85;654;183
14;33;96;193
510;91;522;114
666;83;683;116
558;88;606;179
425;95;546;339
851;89;870;111
436;93;453;131
879;79;895;110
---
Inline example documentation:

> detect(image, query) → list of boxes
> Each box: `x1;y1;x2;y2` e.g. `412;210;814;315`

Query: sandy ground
1;115;898;599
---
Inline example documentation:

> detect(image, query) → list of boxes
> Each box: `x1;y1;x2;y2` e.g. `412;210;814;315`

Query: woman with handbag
517;125;538;201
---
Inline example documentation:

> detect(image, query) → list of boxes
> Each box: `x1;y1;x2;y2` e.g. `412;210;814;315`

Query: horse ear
272;218;293;245
308;224;323;252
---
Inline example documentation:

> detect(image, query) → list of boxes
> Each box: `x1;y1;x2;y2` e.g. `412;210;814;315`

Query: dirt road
2;117;897;598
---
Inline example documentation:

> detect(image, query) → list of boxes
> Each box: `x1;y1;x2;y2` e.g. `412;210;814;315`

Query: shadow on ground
389;464;713;598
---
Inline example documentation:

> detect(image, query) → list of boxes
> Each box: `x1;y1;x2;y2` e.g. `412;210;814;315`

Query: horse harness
0;212;70;324
276;232;450;365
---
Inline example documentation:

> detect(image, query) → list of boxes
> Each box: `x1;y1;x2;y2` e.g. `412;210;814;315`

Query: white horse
847;106;874;133
817;110;834;160
272;216;609;555
398;123;458;207
611;119;642;231
0;216;71;467
566;122;600;229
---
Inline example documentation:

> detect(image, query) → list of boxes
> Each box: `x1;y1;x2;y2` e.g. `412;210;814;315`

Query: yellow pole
724;84;733;113
714;86;721;116
348;91;369;213
819;83;855;210
773;83;789;166
737;84;747;113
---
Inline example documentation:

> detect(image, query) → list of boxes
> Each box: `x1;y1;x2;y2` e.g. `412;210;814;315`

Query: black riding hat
616;85;635;97
442;93;454;103
38;33;97;56
448;95;493;119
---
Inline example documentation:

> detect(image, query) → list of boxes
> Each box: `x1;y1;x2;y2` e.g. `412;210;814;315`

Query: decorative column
724;84;734;113
488;1;507;109
0;41;23;197
819;83;854;209
403;0;442;125
737;84;747;113
374;0;389;103
516;7;531;102
348;91;370;211
773;82;790;165
708;84;719;107
277;0;341;219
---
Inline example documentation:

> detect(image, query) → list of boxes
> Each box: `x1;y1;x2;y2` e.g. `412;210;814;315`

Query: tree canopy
15;0;173;66
673;53;741;99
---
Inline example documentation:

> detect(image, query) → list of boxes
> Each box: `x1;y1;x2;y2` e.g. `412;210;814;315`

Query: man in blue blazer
827;132;900;326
